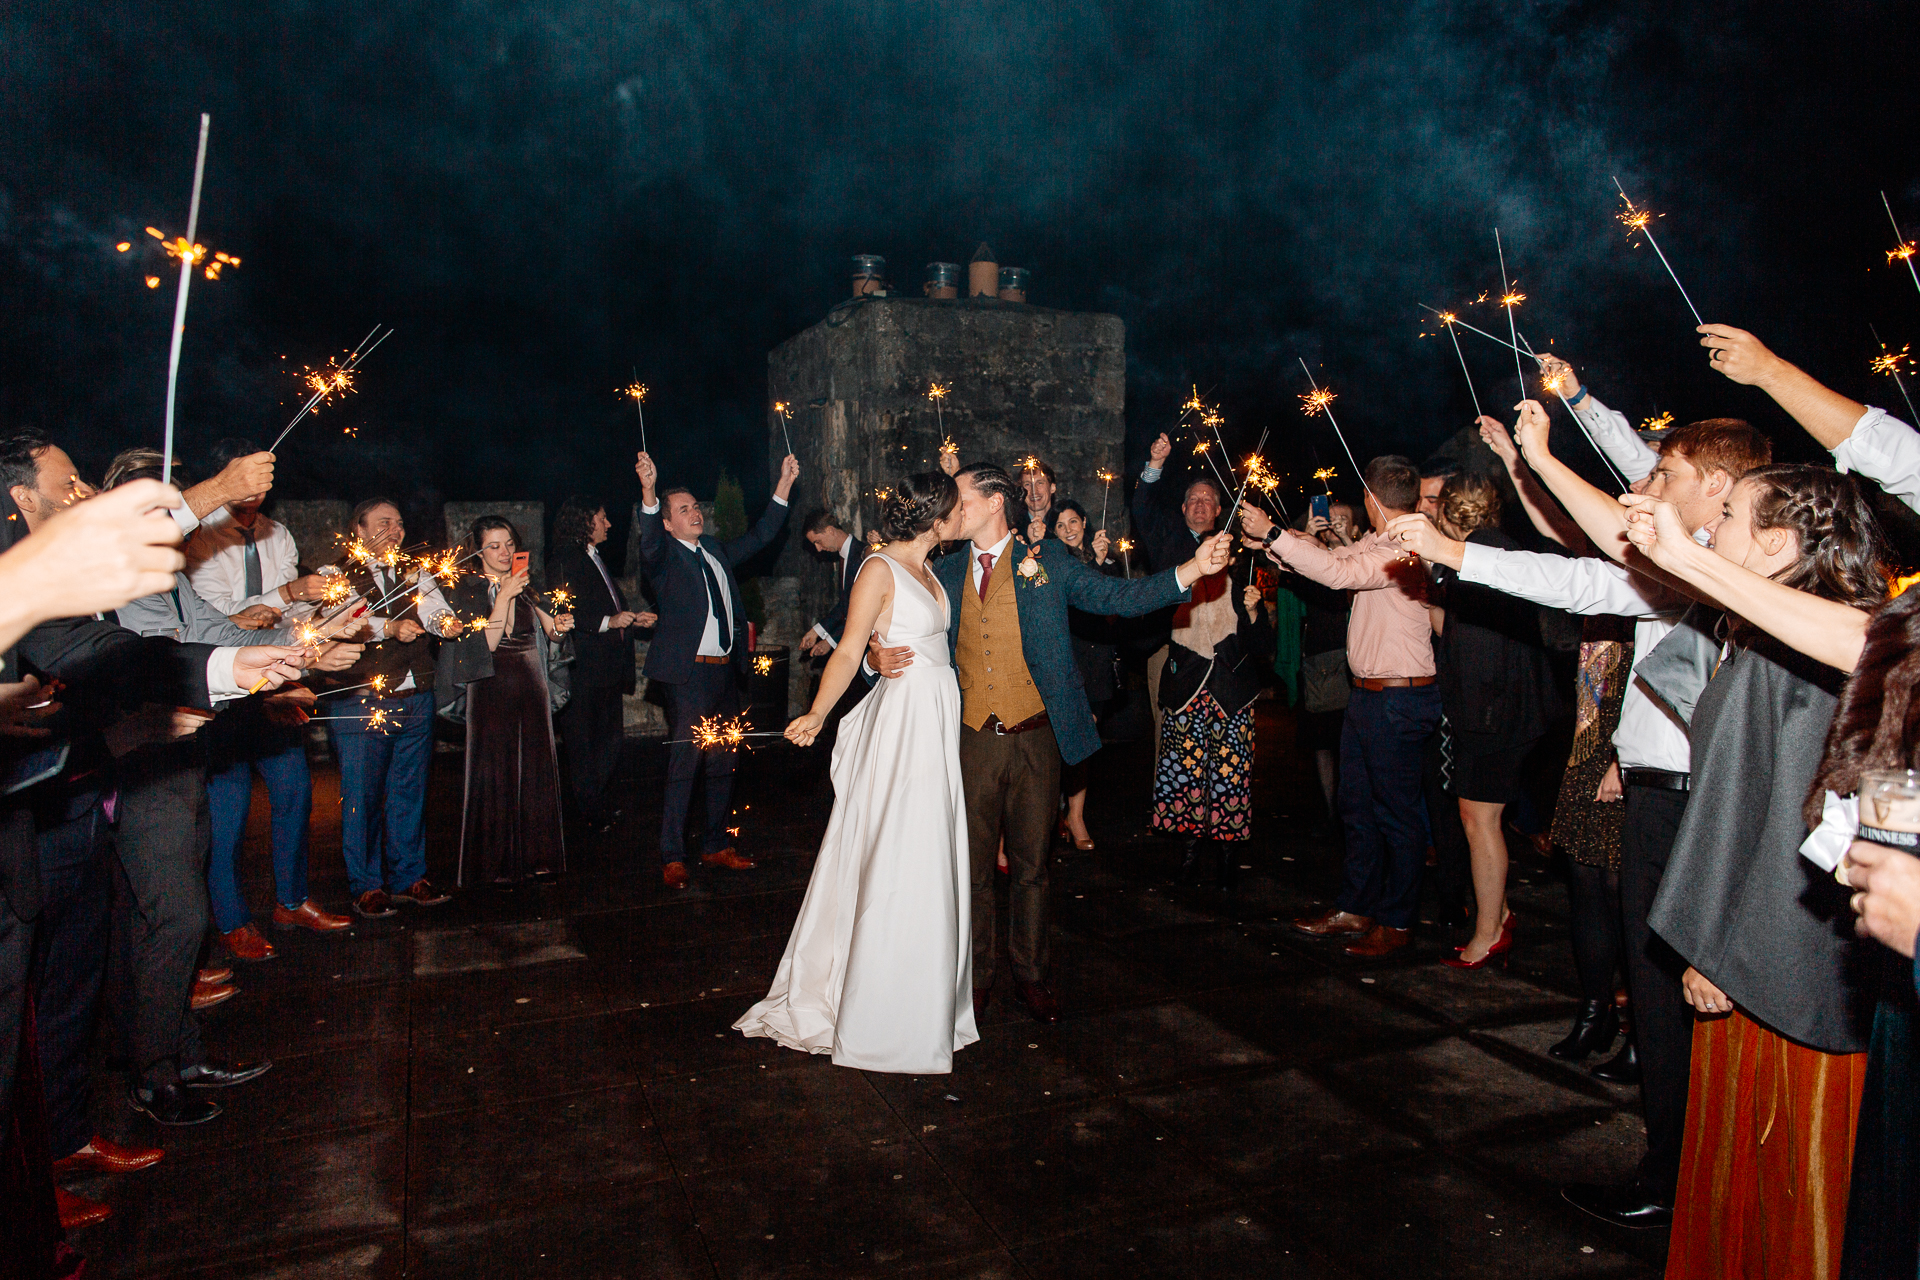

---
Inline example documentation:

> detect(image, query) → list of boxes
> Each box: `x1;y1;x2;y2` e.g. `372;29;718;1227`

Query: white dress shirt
1457;543;1693;774
1568;391;1660;483
1832;406;1920;513
811;536;855;648
361;566;452;692
186;512;308;615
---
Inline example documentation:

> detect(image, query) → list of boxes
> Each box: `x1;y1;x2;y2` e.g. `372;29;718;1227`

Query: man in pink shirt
1257;456;1437;955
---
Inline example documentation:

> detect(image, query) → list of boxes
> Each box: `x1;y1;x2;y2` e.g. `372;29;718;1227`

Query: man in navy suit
634;451;800;888
871;462;1232;1023
795;511;868;658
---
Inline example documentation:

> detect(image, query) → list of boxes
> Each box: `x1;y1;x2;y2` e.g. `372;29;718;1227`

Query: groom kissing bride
737;461;1232;1074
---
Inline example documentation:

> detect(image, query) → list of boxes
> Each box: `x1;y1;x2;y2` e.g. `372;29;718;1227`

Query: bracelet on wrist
1566;385;1589;407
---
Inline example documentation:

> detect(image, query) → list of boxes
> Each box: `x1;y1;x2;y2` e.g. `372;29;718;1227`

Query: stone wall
444;502;546;578
766;295;1126;711
272;499;355;570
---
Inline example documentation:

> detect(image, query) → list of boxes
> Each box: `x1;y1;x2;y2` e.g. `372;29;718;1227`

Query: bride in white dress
735;472;978;1073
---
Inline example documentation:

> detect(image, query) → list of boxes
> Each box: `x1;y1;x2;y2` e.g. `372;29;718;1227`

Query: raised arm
1623;495;1867;672
1537;355;1659;484
787;558;892;746
724;457;799;564
1478;415;1588;551
1701;324;1920;511
1512;399;1638;563
1386;512;1670;618
634;452;669;573
1265;530;1397;592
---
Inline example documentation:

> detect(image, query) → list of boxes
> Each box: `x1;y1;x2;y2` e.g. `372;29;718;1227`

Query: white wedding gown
735;555;978;1073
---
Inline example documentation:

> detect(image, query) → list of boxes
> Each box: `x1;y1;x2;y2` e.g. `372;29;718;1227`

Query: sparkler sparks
268;325;393;453
772;400;794;455
926;383;951;454
673;714;781;750
1300;388;1336;416
1641;411;1675;433
1018;455;1041;472
624;380;650;452
129;225;242;281
1872;345;1914;378
1611;179;1705;326
1192;439;1213;454
752;655;774;676
1115;537;1134;577
1313;467;1338;490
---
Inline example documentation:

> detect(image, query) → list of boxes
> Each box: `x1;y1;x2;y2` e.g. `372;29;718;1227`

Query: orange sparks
1096;468;1118;485
1018;455;1040;472
939;439;958;457
1182;386;1206;416
115;241;131;252
622;381;648;403
752;655;774;676
1500;289;1526;309
1192;439;1212;455
1871;345;1913;377
1615;196;1656;236
926;382;949;402
145;276;161;289
1888;244;1916;265
1300;388;1336;416
1642;411;1675;433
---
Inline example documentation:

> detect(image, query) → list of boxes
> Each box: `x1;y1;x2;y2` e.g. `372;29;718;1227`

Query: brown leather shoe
394;879;451;907
54;1135;164;1176
700;847;756;871
1291;908;1373;938
197;966;233;986
354;888;397;918
56;1186;112;1230
1343;924;1412;957
190;980;236;1012
272;899;352;932
222;922;276;962
663;861;690;889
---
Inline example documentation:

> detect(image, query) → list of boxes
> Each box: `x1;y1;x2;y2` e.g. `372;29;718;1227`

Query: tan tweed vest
955;547;1045;730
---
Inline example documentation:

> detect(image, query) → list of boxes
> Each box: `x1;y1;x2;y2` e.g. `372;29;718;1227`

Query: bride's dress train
734;554;977;1073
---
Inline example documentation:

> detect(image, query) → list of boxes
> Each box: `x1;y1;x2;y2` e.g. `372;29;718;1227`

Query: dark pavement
62;703;1668;1278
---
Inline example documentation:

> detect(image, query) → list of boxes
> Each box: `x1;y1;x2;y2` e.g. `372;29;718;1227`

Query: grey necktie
242;528;263;598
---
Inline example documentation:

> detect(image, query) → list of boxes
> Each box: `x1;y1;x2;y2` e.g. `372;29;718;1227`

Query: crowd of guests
11;320;1920;1277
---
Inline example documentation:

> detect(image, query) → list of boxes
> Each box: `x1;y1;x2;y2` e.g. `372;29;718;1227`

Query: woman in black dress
437;516;575;886
1426;473;1558;969
1052;499;1120;849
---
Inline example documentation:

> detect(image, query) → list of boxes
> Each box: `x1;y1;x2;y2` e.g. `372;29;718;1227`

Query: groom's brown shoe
663;862;690;889
1014;980;1060;1025
1291;908;1373;938
701;847;755;871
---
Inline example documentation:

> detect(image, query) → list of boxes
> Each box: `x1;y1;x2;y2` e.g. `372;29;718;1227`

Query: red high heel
1444;915;1515;970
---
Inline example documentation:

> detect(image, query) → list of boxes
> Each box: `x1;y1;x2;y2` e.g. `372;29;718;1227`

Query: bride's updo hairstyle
877;472;958;543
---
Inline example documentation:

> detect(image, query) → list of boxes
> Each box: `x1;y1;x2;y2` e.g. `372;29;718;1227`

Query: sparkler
1297;360;1377;508
307;707;396;732
1515;330;1632;491
1313;466;1337;493
624;380;649;453
1870;332;1920;425
1223;429;1271;528
316;675;390;699
1494;229;1527;402
1882;192;1920;299
1612;179;1704;326
752;654;774;676
926;382;951;455
268;325;394;453
1431;310;1483;419
1642;411;1675;433
160;114;211;488
1096;465;1119;531
772;401;794;456
1419;305;1531;359
119;225;240;281
666;713;783;749
1115;538;1134;578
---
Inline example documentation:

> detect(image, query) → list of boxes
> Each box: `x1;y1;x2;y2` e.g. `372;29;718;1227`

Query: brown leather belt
1351;675;1436;691
987;711;1050;736
694;654;732;665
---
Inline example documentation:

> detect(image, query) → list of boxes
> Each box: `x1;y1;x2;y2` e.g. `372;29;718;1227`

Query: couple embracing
735;462;1232;1073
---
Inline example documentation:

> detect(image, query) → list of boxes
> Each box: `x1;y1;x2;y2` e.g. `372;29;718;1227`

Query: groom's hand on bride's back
866;632;914;679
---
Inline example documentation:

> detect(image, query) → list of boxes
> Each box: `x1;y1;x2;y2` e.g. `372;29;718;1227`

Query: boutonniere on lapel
1016;544;1050;588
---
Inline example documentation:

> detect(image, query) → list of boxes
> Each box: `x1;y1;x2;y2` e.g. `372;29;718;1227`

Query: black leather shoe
1591;1041;1640;1084
180;1058;273;1088
1014;980;1061;1024
128;1082;223;1126
1561;1181;1672;1230
1548;1000;1620;1062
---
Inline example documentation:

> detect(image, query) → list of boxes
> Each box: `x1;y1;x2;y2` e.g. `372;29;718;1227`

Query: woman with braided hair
736;472;979;1073
1623;464;1889;1279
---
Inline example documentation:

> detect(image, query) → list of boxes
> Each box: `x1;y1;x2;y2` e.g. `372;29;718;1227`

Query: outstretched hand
1620;493;1696;570
785;711;826;747
1383;513;1463;568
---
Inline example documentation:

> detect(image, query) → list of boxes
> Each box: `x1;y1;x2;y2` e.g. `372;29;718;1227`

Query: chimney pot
968;243;998;298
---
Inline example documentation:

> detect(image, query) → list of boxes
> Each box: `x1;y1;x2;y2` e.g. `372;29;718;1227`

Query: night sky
3;1;1916;526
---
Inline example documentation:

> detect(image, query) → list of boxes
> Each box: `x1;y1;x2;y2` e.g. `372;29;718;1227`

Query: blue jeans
328;689;434;895
205;711;312;931
1335;684;1442;930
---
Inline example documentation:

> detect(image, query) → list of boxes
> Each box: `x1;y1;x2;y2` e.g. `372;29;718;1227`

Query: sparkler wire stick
161;114;211;488
1441;317;1484;419
1612;178;1704;326
1515;331;1632;492
1225;427;1271;527
1297;358;1376;507
1495;229;1526;402
1420;305;1532;359
1882;192;1920;299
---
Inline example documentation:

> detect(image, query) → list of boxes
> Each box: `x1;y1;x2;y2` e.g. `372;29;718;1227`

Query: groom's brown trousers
960;720;1061;989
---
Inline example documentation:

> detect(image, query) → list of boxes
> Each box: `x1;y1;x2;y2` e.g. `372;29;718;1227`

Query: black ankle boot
1547;999;1620;1061
1178;838;1205;881
1591;1040;1640;1084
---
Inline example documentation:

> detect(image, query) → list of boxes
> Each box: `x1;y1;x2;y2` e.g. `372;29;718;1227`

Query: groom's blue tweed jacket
933;536;1189;766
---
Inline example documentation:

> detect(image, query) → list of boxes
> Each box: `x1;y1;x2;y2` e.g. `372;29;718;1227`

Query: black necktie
697;549;731;654
241;528;263;598
590;546;626;611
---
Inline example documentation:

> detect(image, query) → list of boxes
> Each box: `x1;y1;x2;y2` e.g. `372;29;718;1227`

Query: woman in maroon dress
437;516;574;886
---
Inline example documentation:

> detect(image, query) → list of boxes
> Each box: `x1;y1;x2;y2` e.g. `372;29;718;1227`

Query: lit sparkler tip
1300;388;1337;416
1312;466;1338;481
926;382;949;401
1192;440;1212;454
1019;455;1040;472
752;654;774;676
1641;411;1675;433
1181;386;1206;415
1096;468;1118;484
1891;244;1918;264
1500;290;1526;309
1116;538;1134;552
622;381;649;402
